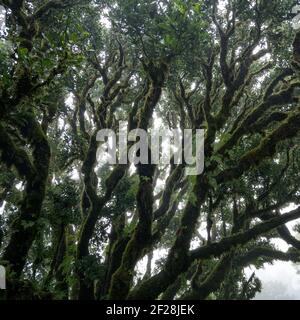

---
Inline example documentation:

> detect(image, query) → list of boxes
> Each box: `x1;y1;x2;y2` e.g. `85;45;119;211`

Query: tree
0;0;300;300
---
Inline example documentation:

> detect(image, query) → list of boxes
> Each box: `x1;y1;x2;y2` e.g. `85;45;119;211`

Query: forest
0;0;300;300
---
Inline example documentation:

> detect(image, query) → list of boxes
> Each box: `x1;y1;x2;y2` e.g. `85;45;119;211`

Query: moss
1;111;51;280
217;107;300;184
107;61;169;300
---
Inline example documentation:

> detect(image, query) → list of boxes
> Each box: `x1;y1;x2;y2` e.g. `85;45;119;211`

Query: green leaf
18;47;29;58
193;3;202;14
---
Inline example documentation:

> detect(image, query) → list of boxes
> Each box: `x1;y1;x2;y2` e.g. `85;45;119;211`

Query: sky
248;205;300;300
253;261;300;299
